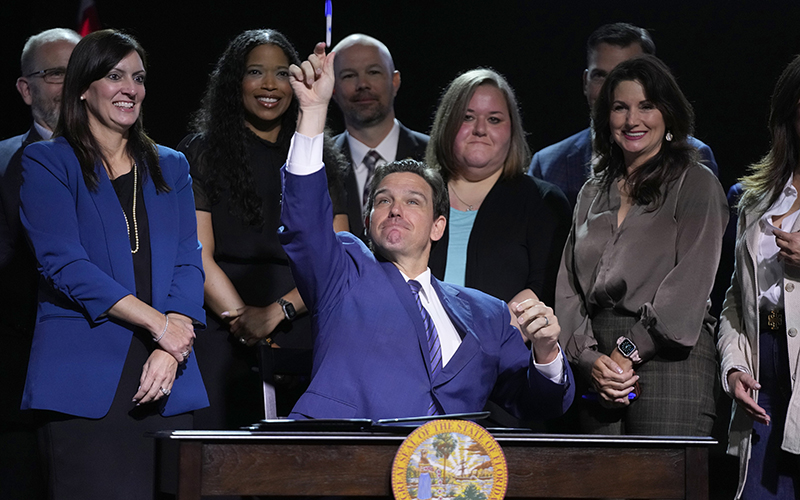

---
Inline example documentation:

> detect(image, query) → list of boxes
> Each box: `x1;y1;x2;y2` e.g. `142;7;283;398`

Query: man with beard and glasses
0;27;80;500
331;34;429;241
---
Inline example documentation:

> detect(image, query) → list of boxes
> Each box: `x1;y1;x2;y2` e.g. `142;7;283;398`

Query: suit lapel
431;279;479;386
379;260;435;376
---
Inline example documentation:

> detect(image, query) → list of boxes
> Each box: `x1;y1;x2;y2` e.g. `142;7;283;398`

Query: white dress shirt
758;175;800;309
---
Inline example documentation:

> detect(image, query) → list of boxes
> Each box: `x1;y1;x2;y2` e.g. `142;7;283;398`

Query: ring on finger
160;387;171;396
181;350;191;358
543;315;550;326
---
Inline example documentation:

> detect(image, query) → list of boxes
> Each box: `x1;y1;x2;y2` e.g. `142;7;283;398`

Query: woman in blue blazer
19;30;207;499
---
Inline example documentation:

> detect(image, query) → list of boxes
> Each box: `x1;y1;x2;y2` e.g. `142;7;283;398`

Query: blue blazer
279;167;574;421
19;137;208;418
529;127;720;211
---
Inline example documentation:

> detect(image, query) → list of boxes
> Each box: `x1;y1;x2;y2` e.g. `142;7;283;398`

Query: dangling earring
665;131;673;142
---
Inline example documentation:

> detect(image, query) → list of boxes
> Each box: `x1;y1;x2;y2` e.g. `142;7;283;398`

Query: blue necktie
407;279;442;415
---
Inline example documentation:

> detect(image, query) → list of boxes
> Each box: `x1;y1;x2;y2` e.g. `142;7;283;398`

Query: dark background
3;0;800;192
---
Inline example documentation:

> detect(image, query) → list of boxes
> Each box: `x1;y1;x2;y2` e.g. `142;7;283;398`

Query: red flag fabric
78;0;100;36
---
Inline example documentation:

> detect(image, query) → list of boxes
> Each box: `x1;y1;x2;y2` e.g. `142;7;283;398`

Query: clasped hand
510;296;560;364
226;304;284;346
591;350;638;407
154;312;195;363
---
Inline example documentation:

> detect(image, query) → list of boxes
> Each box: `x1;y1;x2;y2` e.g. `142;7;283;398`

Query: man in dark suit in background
331;34;429;240
528;22;719;210
0;27;80;500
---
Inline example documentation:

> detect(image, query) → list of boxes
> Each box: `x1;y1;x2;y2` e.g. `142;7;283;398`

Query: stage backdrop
3;0;800;191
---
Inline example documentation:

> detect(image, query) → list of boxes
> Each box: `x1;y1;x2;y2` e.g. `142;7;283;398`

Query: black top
111;167;152;306
429;174;571;307
178;132;345;348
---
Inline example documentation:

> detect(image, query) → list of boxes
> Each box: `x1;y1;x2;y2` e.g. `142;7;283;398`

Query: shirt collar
400;268;434;302
762;175;797;223
345;119;401;166
33;121;53;140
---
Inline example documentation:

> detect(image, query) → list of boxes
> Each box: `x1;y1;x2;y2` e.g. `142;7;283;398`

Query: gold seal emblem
391;420;507;500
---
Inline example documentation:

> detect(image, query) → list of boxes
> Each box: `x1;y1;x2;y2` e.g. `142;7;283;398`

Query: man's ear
363;214;370;236
392;70;401;98
16;78;33;106
430;215;446;242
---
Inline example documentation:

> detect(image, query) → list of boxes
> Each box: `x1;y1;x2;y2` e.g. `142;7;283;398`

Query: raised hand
289;42;336;137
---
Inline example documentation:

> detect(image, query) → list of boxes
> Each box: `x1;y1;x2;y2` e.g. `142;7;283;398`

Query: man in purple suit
278;44;573;421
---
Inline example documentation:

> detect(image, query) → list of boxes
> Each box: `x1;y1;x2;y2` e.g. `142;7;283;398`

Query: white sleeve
286;132;324;175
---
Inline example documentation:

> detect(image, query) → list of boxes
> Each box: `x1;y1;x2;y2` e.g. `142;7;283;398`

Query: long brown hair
56;29;168;192
592;55;697;209
739;55;800;215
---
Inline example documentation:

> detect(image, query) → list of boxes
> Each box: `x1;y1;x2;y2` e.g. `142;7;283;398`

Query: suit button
789;328;798;338
786;283;795;292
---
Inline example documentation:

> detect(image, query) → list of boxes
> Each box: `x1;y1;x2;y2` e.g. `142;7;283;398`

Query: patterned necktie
407;279;442;415
362;150;382;208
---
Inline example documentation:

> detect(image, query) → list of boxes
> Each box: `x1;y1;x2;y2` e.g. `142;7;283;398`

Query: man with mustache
280;44;574;421
332;34;429;241
0;28;80;500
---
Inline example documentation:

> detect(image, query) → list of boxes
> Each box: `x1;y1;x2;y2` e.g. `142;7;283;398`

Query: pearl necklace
121;164;139;254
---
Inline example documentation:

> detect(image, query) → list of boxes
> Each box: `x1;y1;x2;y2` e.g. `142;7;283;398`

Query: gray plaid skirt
579;309;717;436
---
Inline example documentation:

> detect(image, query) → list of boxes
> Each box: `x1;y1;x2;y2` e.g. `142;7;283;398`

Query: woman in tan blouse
556;55;728;435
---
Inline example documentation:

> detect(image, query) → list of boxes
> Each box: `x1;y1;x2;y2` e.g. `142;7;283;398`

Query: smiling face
609;79;666;170
452;85;512;181
333;42;399;130
82;50;145;137
241;43;293;142
368;172;446;267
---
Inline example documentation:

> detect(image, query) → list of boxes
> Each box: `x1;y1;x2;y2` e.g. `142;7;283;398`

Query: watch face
284;302;297;320
618;338;636;357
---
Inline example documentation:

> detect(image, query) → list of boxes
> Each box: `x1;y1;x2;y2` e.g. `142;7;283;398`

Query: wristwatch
277;297;296;321
616;336;641;363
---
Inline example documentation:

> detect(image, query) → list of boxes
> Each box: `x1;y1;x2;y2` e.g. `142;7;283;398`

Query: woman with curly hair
178;29;347;428
718;54;800;499
557;55;728;435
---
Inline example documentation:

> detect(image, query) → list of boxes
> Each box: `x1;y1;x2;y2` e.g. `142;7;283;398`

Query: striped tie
362;150;382;208
407;279;442;415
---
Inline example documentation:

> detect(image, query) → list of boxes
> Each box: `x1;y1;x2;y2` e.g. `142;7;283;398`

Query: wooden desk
153;430;714;499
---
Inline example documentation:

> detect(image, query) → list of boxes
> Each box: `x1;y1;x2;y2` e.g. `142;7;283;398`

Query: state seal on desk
391;420;507;500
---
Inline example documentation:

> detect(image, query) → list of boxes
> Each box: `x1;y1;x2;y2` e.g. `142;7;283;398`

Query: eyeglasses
25;67;67;84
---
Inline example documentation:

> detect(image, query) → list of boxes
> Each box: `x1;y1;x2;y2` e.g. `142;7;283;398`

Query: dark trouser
579;309;717;436
741;328;799;499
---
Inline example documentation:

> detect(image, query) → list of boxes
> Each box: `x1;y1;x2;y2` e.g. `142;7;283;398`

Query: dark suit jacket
279;166;574;421
19;137;208;418
333;122;429;240
528;127;720;211
0;126;42;422
429;174;570;307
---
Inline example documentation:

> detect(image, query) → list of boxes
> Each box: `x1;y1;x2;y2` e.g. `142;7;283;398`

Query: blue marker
325;0;332;47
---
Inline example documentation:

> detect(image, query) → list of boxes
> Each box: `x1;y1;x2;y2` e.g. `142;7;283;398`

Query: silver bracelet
153;314;168;342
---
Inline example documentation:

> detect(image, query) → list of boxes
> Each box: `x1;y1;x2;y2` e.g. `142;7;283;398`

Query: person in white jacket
718;54;800;499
